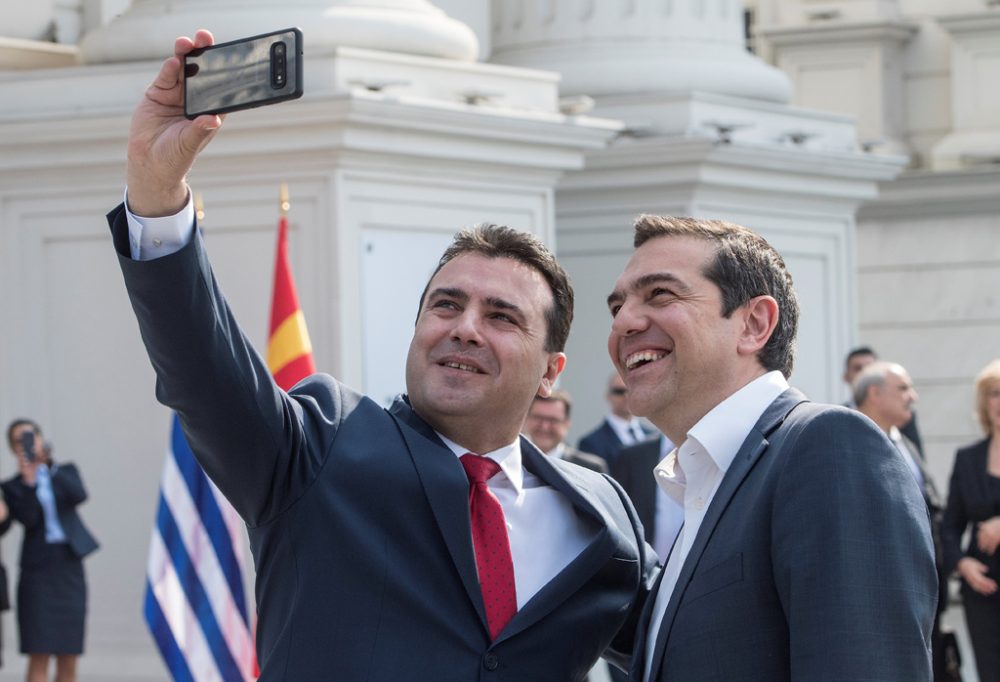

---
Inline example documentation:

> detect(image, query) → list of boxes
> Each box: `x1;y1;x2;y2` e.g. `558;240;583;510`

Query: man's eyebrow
634;272;690;292
607;272;691;308
486;297;525;319
425;287;468;303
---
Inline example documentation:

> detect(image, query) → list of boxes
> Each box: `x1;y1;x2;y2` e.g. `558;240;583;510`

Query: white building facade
1;0;997;678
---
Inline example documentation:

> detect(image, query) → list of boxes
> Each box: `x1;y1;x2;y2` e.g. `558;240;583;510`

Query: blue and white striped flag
144;415;257;682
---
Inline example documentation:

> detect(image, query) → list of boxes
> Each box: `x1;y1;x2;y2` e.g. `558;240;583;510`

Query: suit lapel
387;397;489;633
497;438;617;641
647;389;808;678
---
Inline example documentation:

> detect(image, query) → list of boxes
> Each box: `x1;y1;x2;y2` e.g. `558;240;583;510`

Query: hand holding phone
184;28;303;119
126;29;221;218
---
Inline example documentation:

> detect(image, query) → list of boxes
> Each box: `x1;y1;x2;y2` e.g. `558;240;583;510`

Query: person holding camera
3;420;98;682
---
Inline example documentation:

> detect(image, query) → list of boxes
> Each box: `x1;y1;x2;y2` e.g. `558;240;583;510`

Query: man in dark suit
854;361;950;680
578;374;654;468
110;30;657;681
524;392;608;474
606;215;937;681
607;435;682;682
610;435;682;561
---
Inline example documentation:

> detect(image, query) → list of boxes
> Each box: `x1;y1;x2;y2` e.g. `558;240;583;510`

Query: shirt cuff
123;187;196;261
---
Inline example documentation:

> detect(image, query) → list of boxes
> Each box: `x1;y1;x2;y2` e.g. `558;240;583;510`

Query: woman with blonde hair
942;359;1000;682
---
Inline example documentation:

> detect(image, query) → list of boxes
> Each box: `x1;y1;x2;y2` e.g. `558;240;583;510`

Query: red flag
267;213;316;390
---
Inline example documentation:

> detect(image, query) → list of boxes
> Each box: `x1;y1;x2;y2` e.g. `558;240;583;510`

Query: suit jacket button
483;652;499;671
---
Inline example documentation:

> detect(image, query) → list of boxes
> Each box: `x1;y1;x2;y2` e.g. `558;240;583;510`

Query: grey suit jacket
636;389;937;681
109;204;658;681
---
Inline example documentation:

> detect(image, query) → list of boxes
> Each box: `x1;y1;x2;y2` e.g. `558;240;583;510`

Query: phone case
183;27;303;119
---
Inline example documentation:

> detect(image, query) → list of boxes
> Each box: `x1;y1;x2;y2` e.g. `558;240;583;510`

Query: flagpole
279;183;290;217
194;192;205;224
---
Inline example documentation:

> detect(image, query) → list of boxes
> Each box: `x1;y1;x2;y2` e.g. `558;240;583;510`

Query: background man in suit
610;435;683;562
843;345;924;454
524;392;608;473
606;214;937;681
607;435;683;682
577;374;654;468
854;361;950;680
110;30;657;681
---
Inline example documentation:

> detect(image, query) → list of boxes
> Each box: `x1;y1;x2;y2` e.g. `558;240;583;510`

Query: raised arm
111;32;344;527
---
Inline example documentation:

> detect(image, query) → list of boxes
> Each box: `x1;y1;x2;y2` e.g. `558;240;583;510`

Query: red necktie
460;453;517;640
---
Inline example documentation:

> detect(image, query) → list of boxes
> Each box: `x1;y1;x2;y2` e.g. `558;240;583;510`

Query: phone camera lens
270;40;289;90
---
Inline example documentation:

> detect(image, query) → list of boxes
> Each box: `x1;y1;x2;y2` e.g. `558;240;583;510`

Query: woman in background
3;419;98;682
942;359;1000;682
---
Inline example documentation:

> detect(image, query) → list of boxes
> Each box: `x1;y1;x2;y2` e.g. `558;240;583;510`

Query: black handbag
933;627;962;682
0;562;10;612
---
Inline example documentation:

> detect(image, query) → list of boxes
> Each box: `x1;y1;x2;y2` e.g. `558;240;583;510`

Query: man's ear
537;353;567;398
737;296;779;357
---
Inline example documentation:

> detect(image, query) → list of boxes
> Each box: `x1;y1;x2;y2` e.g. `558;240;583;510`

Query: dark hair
633;215;799;377
6;418;42;450
845;346;877;370
417;224;574;352
533;390;572;419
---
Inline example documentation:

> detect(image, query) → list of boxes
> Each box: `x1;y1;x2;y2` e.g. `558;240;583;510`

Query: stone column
1;0;55;41
759;0;915;158
80;0;478;63
490;0;790;103
0;0;80;69
931;11;1000;170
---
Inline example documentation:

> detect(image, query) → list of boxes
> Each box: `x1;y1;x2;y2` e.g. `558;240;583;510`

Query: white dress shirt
124;189;195;260
643;371;789;680
125;193;597;610
652;435;684;560
437;435;595;609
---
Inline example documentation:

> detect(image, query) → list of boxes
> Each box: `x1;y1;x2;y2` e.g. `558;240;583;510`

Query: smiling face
607;235;767;441
525;397;570;454
405;253;565;452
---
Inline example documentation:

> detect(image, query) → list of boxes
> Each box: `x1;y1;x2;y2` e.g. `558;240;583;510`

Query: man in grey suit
110;30;657;681
524;392;608;474
606;215;937;681
854;361;950;679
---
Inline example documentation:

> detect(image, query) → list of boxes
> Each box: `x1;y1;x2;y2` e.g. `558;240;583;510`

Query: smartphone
184;28;303;119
